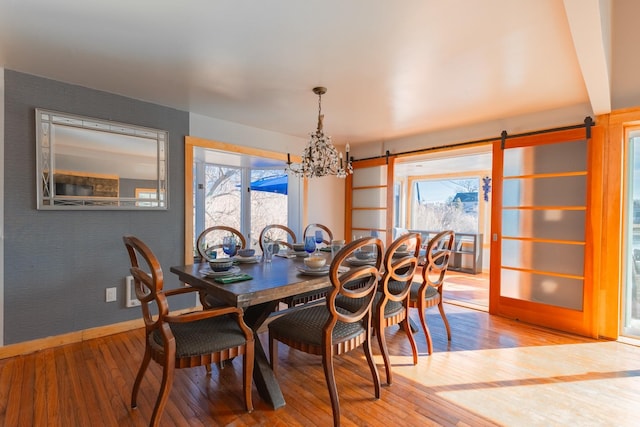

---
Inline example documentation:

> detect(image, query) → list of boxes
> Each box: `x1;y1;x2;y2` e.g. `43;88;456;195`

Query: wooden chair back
380;232;422;307
303;223;334;245
259;224;297;251
420;230;455;294
196;225;247;261
326;236;383;334
123;235;167;330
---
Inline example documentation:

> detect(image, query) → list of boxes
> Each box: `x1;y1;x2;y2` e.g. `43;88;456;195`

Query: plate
346;257;377;266
202;265;241;278
233;255;260;263
297;265;330;276
392;251;411;258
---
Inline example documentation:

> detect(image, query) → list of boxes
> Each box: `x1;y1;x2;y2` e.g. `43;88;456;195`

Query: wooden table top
170;255;332;308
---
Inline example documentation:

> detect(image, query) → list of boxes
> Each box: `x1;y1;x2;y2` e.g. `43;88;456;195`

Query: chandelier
287;87;353;179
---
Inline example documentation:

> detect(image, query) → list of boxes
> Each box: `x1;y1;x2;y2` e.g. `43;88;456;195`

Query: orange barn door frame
346;155;395;247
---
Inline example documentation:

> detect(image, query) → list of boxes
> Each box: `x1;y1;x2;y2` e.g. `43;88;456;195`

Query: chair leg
363;331;381;399
150;362;174;427
322;350;341;427
375;321;392;385
269;333;278;376
438;300;452;341
417;302;434;355
243;341;255;412
131;347;151;409
401;315;419;365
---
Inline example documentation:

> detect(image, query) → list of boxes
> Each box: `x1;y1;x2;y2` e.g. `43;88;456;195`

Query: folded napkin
214;274;253;284
319;247;332;252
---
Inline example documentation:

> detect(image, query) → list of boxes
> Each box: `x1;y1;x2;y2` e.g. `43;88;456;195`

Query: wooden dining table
170;254;333;409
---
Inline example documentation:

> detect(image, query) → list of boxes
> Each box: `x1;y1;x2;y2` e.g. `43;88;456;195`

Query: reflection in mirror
36;109;168;209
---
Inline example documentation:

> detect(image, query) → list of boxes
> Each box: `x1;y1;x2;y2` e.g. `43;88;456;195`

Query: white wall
190;113;306;154
307;176;345;240
349;103;593;160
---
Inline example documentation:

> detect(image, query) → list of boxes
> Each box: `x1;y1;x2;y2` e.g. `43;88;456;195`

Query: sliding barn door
346;156;395;246
490;128;595;336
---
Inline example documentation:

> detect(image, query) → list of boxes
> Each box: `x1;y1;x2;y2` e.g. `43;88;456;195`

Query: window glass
623;131;640;337
410;178;480;233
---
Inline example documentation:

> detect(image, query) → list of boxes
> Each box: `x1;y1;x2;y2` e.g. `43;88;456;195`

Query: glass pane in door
622;130;640;337
500;140;586;309
351;164;387;241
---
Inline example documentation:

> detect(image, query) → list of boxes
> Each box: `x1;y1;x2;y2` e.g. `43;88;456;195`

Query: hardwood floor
443;271;489;310
2;304;640;426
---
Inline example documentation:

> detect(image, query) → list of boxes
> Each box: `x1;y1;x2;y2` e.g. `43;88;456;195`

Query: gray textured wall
4;70;190;344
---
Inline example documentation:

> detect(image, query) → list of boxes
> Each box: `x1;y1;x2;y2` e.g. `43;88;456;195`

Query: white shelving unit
409;230;483;274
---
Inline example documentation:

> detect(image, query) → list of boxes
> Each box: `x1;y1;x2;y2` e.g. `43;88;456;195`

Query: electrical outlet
106;287;117;302
125;276;140;307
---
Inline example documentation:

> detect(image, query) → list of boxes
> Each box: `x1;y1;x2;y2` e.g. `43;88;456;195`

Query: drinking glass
314;230;323;253
222;236;237;257
304;236;316;256
331;239;345;259
264;242;274;263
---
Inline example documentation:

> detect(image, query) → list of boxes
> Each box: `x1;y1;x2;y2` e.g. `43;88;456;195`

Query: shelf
409;230;483;274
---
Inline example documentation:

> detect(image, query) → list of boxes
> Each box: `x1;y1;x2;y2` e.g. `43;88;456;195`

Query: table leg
409;317;419;333
244;301;286;409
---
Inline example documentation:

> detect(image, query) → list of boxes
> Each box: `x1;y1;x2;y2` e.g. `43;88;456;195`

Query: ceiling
0;1;619;146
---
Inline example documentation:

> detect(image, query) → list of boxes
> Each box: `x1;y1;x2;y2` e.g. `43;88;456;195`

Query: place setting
297;254;330;276
297;254;350;276
201;256;253;283
392;243;411;258
233;248;261;264
346;248;377;266
289;242;310;258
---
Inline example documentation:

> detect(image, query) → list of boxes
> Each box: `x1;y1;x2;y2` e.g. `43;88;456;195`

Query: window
410;178;480;233
191;144;301;256
135;188;163;207
623;129;640;338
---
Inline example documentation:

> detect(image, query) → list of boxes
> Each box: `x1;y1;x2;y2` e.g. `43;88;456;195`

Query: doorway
394;145;492;310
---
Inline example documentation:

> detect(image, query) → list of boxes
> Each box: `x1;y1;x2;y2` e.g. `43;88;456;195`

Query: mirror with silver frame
36;109;168;210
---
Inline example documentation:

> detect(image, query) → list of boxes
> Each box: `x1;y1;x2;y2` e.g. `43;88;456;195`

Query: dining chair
339;232;422;385
268;237;383;427
283;224;335;308
195;226;247;309
303;223;334;245
196;225;247;261
409;230;455;355
123;235;254;427
258;224;297;252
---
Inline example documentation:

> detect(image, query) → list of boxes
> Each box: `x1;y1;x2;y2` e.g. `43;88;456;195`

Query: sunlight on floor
388;341;640;426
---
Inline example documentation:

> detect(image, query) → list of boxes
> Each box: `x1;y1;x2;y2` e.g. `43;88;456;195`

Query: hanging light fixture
287;87;353;178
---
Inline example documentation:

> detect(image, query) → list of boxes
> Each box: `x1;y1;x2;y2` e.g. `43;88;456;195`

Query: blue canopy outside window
247;174;288;195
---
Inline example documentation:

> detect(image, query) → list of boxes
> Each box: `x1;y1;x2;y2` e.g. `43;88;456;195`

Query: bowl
354;250;376;260
292;243;306;252
304;255;326;269
237;248;255;257
208;258;234;272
